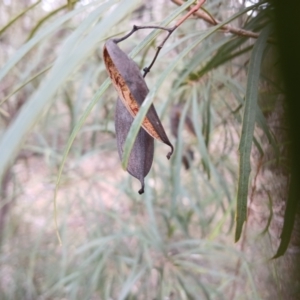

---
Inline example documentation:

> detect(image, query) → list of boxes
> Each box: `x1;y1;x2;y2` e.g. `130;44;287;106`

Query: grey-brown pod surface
115;97;154;194
103;39;174;159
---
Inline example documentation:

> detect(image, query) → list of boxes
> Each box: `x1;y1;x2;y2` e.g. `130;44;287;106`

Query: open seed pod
115;98;154;194
103;39;173;158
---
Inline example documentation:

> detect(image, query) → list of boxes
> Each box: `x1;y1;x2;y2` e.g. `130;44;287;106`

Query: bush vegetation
0;0;299;299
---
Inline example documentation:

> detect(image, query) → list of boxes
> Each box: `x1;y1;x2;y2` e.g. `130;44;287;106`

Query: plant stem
142;26;175;77
175;0;206;27
143;0;206;77
113;25;172;44
171;0;275;42
112;1;207;78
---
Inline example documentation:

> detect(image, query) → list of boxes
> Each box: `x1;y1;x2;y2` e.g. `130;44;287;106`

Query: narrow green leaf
191;86;210;176
144;183;161;244
218;77;279;158
171;97;191;211
173;36;230;89
272;177;298;258
255;105;279;157
235;27;270;242
0;64;53;106
118;266;147;300
259;192;273;236
26;2;75;41
192;86;231;212
0;0;41;36
253;136;264;157
194;44;254;80
204;87;211;149
0;0;103;82
53;79;110;225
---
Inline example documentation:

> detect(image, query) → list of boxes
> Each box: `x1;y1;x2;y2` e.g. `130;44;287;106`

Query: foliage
0;0;292;299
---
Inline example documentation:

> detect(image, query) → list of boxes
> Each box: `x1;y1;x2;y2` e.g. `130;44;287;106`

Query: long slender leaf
26;2;77;41
118;266;147;300
235;27;270;242
0;0;41;36
0;64;53;106
171;97;191;212
0;0;103;81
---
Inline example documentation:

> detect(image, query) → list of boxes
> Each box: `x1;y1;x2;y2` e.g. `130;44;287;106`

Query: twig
113;0;206;78
113;25;172;44
142;27;175;77
143;0;206;77
174;0;206;27
171;0;265;40
113;25;176;78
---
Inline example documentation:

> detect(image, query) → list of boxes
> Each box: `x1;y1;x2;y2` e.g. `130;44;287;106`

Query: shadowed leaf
235;27;270;242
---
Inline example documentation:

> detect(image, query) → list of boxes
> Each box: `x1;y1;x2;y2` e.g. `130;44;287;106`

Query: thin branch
143;0;206;77
142;27;175;77
112;1;207;78
112;25;174;77
113;25;172;44
170;0;266;40
175;0;206;27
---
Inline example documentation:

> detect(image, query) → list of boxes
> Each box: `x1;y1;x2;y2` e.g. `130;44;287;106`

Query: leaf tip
234;224;243;243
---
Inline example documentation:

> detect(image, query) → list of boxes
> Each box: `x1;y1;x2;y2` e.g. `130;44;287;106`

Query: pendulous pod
115;97;154;194
103;39;173;158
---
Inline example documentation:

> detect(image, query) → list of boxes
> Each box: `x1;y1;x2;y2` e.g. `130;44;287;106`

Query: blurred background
0;0;299;299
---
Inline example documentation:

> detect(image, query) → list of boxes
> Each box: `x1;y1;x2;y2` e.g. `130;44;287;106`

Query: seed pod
103;39;173;158
115;97;154;194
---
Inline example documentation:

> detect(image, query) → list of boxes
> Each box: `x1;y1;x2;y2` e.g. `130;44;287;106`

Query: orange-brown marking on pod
103;46;160;141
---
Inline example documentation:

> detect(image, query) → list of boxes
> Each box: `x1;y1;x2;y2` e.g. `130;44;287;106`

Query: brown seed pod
115;98;154;194
103;39;173;158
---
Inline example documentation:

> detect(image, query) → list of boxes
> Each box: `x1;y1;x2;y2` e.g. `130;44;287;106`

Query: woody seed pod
103;39;173;158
